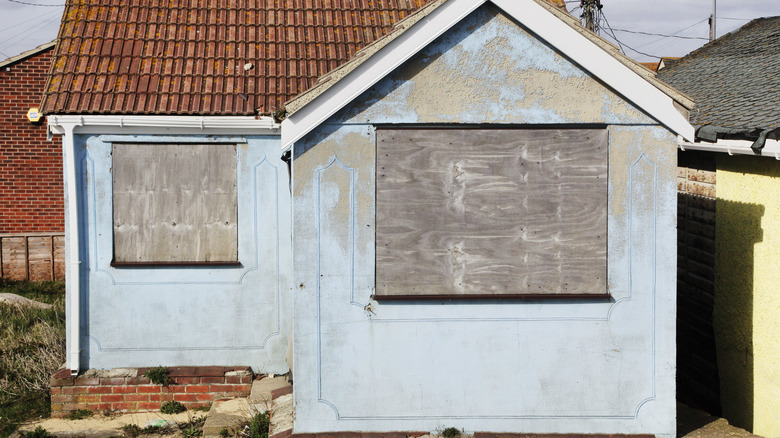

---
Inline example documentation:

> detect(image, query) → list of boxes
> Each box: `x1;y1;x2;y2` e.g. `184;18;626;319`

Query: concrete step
203;375;292;438
202;398;255;437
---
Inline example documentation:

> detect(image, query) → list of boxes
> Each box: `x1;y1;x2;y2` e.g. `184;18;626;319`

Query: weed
160;400;186;414
177;416;206;438
121;424;142;438
247;412;271;438
143;366;172;387
193;403;211;412
441;427;461;438
67;408;93;420
219;429;230;438
19;426;55;438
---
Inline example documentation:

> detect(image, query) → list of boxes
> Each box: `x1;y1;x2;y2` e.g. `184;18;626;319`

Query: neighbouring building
658;16;780;438
0;41;65;281
41;0;697;435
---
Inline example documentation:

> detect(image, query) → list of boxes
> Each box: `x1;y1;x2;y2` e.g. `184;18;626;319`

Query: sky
1;0;779;64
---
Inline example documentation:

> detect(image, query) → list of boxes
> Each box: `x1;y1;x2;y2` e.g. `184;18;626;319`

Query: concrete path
13;384;762;438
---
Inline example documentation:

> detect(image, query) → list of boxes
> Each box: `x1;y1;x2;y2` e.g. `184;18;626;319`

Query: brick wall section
677;150;720;415
49;366;252;417
0;46;64;234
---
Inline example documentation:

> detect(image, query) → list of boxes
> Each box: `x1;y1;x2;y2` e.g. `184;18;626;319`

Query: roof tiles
657;17;780;132
42;0;569;115
42;0;436;115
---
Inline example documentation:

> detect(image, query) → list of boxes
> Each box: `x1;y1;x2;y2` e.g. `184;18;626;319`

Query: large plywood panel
112;143;238;263
376;128;608;297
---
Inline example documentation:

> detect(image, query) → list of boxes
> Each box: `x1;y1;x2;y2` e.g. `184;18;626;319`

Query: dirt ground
12;402;762;438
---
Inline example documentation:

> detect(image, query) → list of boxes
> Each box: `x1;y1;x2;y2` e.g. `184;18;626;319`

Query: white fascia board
280;0;486;150
493;0;695;142
679;138;780;159
48;115;280;136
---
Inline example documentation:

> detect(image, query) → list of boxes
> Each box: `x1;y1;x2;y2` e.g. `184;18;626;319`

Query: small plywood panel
112;143;238;263
376;128;608;298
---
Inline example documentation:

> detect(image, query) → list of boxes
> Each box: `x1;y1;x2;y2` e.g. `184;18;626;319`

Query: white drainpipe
60;121;81;376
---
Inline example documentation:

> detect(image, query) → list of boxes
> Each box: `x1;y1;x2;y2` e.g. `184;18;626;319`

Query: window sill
373;293;612;301
110;261;242;268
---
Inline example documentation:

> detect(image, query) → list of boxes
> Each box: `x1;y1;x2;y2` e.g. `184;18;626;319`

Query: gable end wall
292;6;677;436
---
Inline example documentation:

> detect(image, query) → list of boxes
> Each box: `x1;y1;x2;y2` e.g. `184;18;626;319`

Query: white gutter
49;115;279;135
679;138;780;159
47;114;280;376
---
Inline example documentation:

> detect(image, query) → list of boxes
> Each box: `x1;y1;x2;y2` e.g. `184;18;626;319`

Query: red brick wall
50;366;253;417
0;46;64;234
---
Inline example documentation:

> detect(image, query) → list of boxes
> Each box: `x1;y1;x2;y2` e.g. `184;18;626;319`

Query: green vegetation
18;426;55;438
179;416;206;438
0;279;66;437
217;412;270;438
120;423;174;437
247;412;271;438
441;427;461;438
143;366;172;387
67;408;93;420
160;400;186;414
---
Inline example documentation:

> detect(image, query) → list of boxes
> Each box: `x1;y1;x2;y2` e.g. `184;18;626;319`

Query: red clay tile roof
41;0;569;116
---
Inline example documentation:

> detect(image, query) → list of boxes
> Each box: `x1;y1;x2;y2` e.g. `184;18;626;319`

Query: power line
0;7;61;35
7;0;64;6
600;9;665;60
610;28;708;41
599;13;624;54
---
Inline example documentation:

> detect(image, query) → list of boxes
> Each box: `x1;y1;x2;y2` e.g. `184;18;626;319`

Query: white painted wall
292;6;677;435
64;131;292;373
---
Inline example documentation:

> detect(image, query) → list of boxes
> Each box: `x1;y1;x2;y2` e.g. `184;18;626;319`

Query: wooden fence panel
0;233;66;281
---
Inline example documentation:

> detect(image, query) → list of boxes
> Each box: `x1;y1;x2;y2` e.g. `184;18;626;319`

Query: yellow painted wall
715;154;780;437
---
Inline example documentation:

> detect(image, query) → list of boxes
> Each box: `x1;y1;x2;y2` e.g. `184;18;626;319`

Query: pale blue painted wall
292;5;677;435
67;133;292;373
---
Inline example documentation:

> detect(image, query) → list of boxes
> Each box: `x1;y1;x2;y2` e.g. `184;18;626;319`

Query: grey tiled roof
657;17;779;134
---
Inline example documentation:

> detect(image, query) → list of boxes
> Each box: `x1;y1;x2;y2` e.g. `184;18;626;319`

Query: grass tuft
0;279;65;436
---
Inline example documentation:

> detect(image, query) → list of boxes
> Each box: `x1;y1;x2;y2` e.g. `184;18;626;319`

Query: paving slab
202;398;256;437
250;375;291;413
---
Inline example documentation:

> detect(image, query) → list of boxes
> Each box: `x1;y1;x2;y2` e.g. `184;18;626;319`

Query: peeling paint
337;6;655;126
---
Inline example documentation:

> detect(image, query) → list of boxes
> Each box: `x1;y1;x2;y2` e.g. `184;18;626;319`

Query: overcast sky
1;0;779;64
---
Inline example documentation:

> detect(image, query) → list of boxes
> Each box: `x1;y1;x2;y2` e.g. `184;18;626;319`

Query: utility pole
581;0;603;33
709;0;717;41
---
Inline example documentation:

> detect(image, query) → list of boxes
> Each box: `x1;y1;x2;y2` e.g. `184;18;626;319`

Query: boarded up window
376;128;608;298
112;143;238;264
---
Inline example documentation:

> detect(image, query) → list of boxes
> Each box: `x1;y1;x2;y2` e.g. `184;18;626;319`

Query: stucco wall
715;155;780;438
67;133;292;373
292;5;677;435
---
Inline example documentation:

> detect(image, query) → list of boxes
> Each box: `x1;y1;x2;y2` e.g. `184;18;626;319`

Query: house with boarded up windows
41;0;697;435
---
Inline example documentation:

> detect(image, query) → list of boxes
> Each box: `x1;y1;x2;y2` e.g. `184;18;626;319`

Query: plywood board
112;143;238;263
376;128;608;297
